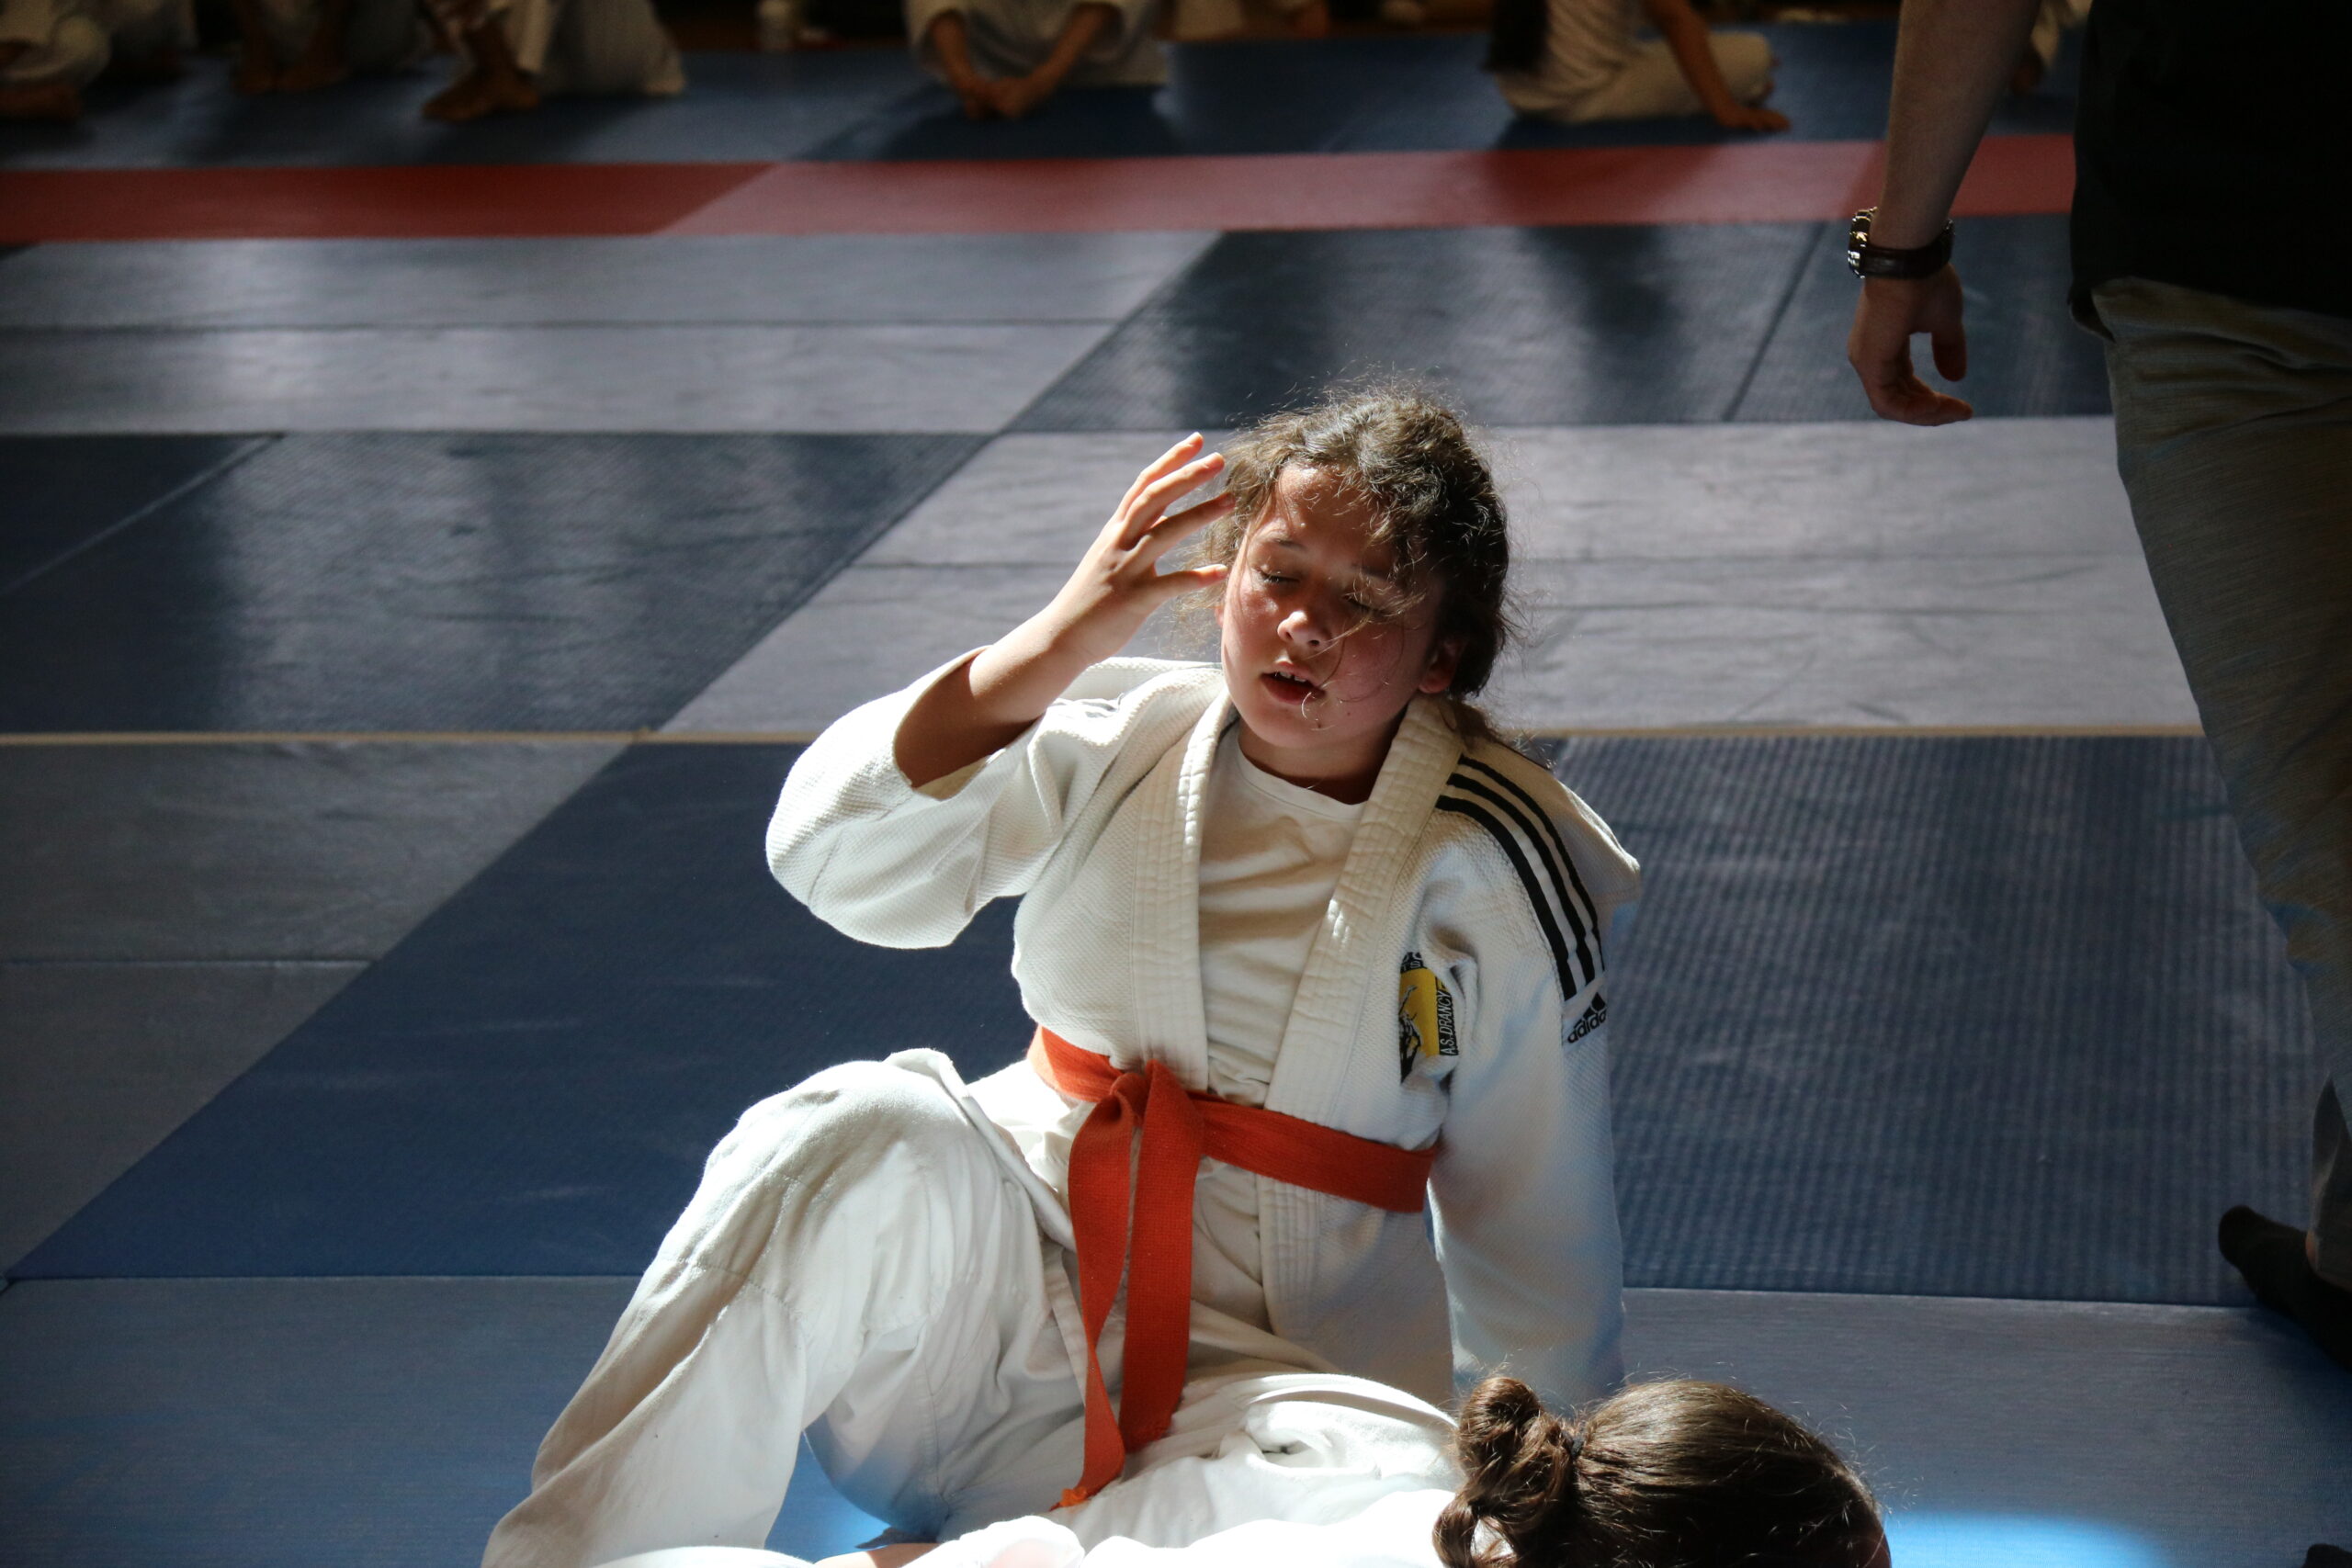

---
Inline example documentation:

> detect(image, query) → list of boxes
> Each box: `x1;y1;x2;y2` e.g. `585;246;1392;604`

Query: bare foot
422;66;538;121
0;80;83;120
233;40;279;94
277;42;350;91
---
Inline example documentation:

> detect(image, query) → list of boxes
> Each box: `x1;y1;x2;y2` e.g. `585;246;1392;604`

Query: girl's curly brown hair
1436;1376;1882;1568
1190;383;1521;743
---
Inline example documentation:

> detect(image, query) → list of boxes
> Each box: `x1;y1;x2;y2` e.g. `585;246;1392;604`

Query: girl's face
1217;466;1458;799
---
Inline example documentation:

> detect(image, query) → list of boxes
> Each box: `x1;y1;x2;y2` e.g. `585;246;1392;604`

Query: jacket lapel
1122;683;1231;1088
1262;694;1462;1129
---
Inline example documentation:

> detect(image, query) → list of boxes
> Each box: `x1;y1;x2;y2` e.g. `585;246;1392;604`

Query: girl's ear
1417;636;1463;695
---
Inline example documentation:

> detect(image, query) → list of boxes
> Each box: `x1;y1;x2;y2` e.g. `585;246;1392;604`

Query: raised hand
1028;434;1234;668
891;435;1234;787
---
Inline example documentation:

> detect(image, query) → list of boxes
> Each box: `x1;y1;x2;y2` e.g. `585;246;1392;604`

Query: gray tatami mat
2;1279;2339;1568
0;324;1110;435
0;234;1217;332
0;742;622;962
668;422;2194;734
0;960;362;1269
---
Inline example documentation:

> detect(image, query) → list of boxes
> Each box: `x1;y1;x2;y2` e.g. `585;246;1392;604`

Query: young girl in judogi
484;387;1643;1568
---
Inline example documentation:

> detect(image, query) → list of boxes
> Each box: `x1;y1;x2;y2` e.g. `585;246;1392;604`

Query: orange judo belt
1026;1026;1438;1505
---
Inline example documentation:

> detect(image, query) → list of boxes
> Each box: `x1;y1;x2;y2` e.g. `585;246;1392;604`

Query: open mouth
1261;669;1317;705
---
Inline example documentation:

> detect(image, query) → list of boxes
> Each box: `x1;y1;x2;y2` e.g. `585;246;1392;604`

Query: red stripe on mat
0;136;2070;243
0;163;770;243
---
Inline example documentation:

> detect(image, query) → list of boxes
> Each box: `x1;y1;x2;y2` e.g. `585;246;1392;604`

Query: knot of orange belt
1027;1027;1438;1506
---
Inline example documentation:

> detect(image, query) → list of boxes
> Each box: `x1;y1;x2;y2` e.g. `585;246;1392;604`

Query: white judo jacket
766;657;1640;1413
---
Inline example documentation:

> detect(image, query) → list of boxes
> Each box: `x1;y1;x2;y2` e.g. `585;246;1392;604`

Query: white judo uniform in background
905;0;1161;88
485;657;1636;1568
0;0;108;89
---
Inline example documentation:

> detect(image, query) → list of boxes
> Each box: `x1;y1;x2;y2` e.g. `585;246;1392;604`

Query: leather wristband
1847;207;1954;280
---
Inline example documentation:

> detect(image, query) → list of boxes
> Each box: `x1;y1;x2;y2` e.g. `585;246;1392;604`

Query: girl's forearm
891;615;1100;787
1872;0;2043;246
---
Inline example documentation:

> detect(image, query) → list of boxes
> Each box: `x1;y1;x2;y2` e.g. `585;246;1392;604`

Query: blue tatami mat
18;743;1033;1277
0;434;979;732
18;736;2314;1303
0;1277;884;1568
1;23;2082;170
5;1279;2341;1568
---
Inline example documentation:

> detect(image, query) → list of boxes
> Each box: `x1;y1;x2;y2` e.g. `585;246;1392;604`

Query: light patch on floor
667;420;2196;732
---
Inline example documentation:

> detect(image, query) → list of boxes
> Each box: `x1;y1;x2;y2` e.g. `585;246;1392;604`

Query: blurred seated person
0;0;105;118
911;0;1160;119
225;0;428;92
1487;0;1786;131
418;0;683;120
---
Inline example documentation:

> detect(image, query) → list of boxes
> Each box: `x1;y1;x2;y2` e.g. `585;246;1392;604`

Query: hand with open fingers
1847;267;1973;425
1033;433;1235;668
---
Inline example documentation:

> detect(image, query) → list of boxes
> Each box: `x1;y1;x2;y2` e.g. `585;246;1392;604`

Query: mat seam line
1720;220;1828;423
0;434;277;600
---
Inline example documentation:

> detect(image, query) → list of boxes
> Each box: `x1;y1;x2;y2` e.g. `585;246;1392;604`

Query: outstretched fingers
1115;434;1206;521
1117;450;1227;550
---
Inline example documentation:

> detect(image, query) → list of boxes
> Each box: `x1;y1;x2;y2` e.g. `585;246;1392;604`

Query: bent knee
719;1058;1001;1198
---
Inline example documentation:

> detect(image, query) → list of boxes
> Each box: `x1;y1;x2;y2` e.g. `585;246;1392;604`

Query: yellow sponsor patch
1397;951;1459;1080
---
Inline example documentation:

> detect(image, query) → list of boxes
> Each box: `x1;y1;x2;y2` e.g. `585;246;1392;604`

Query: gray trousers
2096;276;2352;1286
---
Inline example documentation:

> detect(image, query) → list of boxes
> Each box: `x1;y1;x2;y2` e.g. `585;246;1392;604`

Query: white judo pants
483;1055;1091;1568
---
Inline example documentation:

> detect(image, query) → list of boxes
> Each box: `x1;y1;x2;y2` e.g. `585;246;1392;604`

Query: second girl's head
1197;386;1516;796
1437;1376;1886;1568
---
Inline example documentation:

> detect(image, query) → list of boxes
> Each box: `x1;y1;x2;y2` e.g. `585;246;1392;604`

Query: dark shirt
2072;0;2352;320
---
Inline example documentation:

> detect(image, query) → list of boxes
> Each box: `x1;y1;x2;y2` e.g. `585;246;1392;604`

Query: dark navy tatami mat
0;433;980;732
1017;223;1823;431
2;25;2080;170
0;434;267;594
1734;216;2112;423
19;736;2312;1305
1550;734;2312;1303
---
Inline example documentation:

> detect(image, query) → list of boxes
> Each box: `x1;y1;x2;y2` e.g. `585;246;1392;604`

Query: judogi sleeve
1425;777;1640;1412
766;652;1187;949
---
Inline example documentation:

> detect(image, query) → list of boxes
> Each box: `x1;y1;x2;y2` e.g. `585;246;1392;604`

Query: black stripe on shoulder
1444;772;1597;992
1458;756;1605;964
1435;795;1577;998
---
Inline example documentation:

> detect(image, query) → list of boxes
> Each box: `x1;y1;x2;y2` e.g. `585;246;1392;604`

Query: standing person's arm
1845;0;2043;424
1640;0;1785;132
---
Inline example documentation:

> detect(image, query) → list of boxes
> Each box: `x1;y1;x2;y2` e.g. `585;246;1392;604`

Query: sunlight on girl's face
1216;467;1456;796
